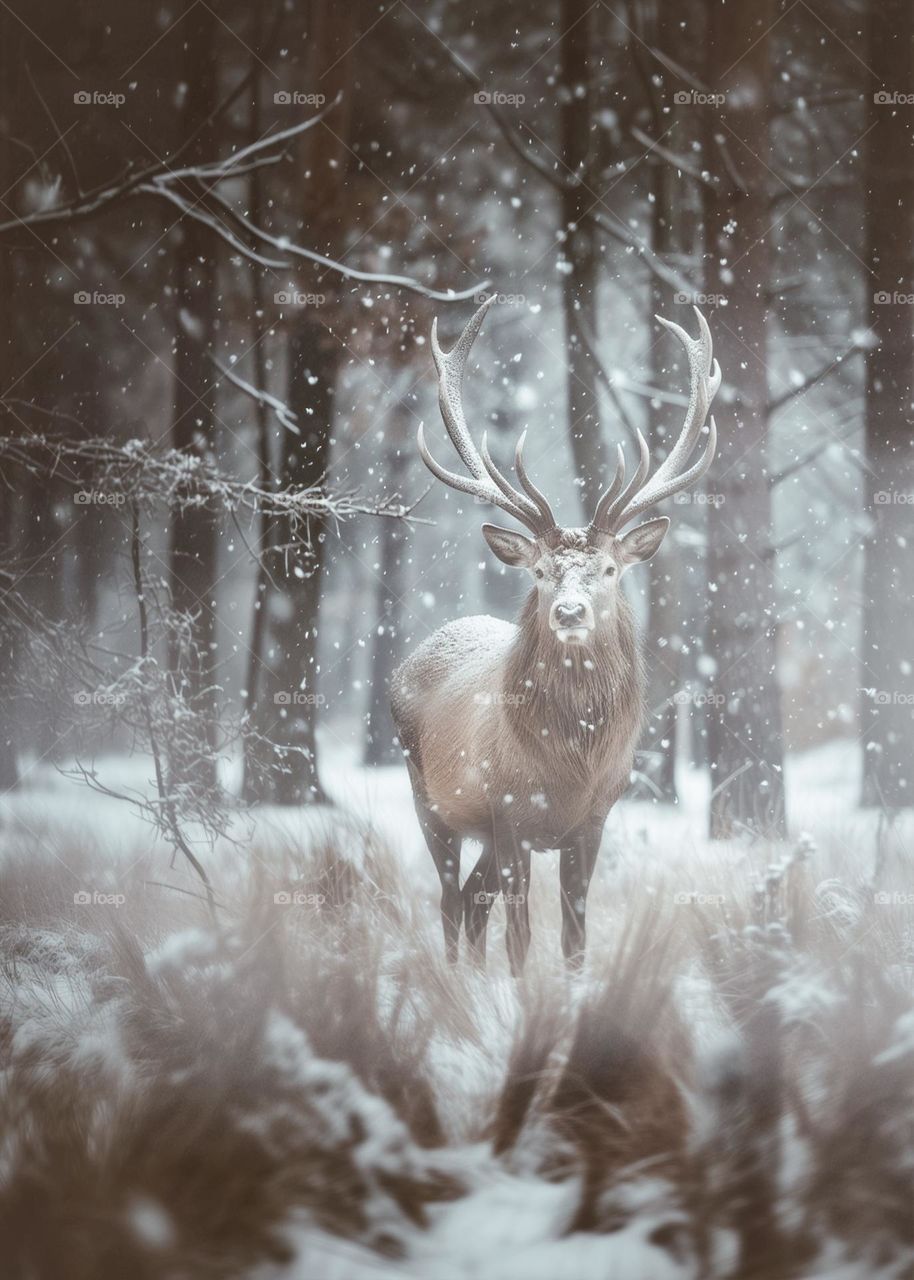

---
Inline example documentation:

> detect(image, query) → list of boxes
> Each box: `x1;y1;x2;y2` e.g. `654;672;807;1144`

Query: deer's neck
503;591;643;761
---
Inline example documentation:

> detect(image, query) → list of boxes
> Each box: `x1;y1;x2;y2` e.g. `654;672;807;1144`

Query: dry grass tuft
1;812;913;1278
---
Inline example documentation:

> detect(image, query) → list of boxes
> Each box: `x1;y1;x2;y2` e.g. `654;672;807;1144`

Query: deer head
417;297;720;647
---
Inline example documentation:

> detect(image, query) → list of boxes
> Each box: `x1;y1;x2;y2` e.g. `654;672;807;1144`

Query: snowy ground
2;738;914;1279
3;734;909;913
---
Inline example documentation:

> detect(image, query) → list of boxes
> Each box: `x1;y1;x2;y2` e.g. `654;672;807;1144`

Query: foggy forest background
4;4;914;1279
0;0;912;842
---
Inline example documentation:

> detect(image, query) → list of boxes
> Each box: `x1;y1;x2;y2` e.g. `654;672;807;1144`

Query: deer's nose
554;601;587;627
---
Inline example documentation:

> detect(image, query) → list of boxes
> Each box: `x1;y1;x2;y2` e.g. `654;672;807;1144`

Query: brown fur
391;558;643;849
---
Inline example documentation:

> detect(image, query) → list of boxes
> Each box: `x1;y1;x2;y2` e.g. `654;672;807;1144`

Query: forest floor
1;740;913;1279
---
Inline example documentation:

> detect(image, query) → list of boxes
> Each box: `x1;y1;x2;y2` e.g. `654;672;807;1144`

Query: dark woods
0;0;911;844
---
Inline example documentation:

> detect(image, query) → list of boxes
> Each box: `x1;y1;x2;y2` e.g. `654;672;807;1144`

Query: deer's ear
617;516;670;566
481;523;537;567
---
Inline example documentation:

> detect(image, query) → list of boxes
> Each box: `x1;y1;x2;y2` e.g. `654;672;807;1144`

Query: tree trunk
558;0;605;513
167;0;219;785
260;318;337;804
252;2;357;804
640;0;684;803
241;24;277;804
860;0;914;809
0;5;18;790
703;0;786;838
364;424;407;766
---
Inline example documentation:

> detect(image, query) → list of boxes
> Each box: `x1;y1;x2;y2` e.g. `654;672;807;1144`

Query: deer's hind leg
501;836;531;978
415;800;462;965
464;827;532;975
463;839;500;964
559;815;605;969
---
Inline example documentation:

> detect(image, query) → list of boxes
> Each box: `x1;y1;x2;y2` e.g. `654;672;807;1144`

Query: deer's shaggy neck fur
492;587;644;835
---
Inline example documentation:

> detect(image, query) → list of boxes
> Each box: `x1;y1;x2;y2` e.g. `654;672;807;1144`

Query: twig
131;502;216;916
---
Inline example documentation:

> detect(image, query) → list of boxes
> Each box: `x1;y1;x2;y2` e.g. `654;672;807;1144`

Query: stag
391;298;719;973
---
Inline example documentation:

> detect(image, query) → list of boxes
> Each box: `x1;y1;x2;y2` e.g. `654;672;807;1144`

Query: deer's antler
589;307;720;536
418;297;557;537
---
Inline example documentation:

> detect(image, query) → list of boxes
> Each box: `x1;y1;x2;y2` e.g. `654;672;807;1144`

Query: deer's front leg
559;816;605;969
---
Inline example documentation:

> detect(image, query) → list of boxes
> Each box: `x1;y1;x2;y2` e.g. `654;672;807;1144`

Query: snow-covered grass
1;743;913;1278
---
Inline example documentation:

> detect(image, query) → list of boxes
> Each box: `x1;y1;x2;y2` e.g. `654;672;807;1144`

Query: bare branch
211;355;301;436
768;342;863;414
0;103;484;303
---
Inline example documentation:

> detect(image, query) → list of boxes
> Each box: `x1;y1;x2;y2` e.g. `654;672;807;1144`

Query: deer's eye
534;567;545;580
605;565;617;577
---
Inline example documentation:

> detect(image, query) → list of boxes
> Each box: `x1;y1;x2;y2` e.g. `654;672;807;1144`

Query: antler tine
606;307;720;532
421;297;558;537
591;432;650;535
513;430;557;530
589;444;627;531
417;422;539;532
476;430;540;519
479;431;544;526
429;295;498;479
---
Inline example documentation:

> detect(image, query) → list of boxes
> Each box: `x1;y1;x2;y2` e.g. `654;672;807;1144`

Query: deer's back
391;614;515;733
